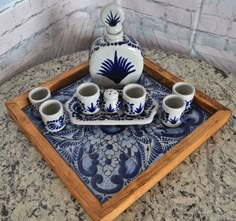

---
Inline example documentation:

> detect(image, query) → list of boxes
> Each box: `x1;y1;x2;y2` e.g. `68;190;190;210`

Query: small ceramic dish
64;91;159;125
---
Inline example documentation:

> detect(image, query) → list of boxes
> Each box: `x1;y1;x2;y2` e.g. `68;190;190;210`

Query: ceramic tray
65;91;159;125
6;59;231;221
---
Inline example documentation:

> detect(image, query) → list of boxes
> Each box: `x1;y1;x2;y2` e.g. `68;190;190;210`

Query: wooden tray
6;59;231;221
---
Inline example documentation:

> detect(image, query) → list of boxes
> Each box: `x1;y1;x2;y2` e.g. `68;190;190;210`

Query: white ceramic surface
39;99;66;132
103;89;120;113
161;94;185;128
76;82;100;115
172;82;195;112
28;86;51;113
65;91;159;125
100;3;124;38
89;3;144;87
122;83;147;116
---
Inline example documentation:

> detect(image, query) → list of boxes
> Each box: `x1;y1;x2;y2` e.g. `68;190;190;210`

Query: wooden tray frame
6;59;231;221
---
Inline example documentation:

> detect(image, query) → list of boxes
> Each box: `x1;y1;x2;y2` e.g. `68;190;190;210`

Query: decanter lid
100;3;125;41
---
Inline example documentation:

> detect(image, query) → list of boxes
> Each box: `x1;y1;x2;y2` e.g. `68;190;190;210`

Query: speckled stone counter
0;49;236;221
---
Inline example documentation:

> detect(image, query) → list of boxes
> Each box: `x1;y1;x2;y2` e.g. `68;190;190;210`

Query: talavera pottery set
28;3;195;131
65;85;159;125
7;3;231;220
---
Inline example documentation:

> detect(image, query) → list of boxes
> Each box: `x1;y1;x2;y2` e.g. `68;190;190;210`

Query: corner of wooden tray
218;108;232;122
5;99;18;112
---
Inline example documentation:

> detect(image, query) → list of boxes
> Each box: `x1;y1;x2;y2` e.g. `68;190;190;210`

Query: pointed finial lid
100;3;124;41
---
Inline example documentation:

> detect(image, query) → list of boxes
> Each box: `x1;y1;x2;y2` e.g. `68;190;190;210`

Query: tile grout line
189;0;204;54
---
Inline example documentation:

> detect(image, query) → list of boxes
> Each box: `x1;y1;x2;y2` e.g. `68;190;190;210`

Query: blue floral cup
39;99;66;132
172;82;195;113
76;82;100;115
161;94;185;127
122;84;146;116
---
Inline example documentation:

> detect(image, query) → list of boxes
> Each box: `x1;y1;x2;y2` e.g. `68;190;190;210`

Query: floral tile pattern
23;73;209;203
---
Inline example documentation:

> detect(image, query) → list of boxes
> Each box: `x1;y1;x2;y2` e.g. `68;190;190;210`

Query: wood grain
6;59;232;221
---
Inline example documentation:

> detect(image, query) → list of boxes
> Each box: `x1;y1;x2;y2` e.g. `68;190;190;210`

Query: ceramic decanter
89;3;144;88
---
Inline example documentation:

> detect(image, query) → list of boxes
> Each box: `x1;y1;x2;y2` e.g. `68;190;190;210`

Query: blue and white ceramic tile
23;73;209;203
73;139;142;202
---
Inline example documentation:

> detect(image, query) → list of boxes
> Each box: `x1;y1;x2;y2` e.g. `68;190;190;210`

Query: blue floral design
100;156;119;176
123;100;134;114
116;99;122;109
135;103;144;114
169;116;179;124
75;99;99;114
23;73;209;203
97;50;136;84
89;35;142;57
185;100;192;111
105;10;120;26
161;110;169;123
104;99;121;113
105;104;116;113
87;102;97;113
104;144;118;156
123;101;144;115
161;110;181;125
46;115;65;131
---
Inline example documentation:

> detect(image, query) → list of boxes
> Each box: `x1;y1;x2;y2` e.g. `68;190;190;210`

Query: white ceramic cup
39;99;66;132
122;83;146;115
172;82;195;112
76;82;100;115
28;87;51;115
161;94;185;127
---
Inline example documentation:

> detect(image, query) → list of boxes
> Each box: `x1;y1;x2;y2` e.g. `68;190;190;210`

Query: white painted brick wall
0;0;236;84
165;6;195;28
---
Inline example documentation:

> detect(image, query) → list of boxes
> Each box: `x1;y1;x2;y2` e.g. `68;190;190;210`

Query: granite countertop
0;49;236;221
